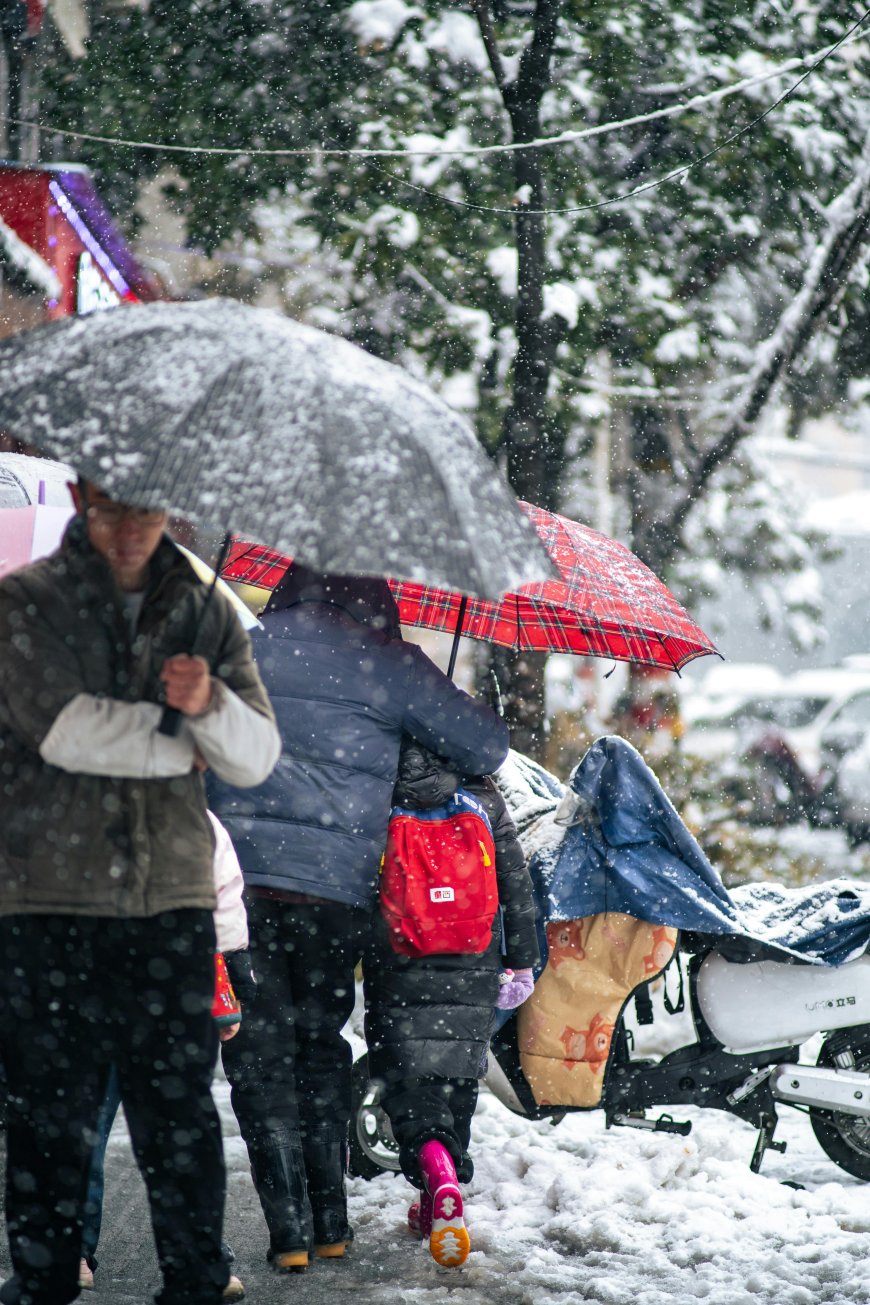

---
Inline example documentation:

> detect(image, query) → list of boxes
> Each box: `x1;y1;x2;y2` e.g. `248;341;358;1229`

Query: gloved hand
224;948;259;1006
212;952;242;1040
496;968;535;1010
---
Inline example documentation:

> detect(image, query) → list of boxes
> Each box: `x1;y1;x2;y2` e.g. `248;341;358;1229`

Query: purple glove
496;968;535;1010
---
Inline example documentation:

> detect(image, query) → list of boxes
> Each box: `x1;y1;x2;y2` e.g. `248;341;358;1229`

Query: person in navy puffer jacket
208;562;508;1275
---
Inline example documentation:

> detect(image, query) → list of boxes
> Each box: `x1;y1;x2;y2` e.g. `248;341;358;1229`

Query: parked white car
683;668;870;775
681;664;783;730
832;731;870;847
681;668;870;827
0;451;73;508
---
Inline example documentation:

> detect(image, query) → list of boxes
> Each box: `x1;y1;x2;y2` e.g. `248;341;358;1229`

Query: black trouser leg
221;898;366;1252
102;913;227;1305
379;1077;480;1186
284;901;364;1132
0;917;104;1305
246;1134;312;1256
301;1122;351;1248
221;900;312;1255
0;912;227;1305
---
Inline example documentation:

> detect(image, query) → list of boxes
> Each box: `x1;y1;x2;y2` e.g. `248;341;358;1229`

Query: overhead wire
369;5;870;216
1;16;868;167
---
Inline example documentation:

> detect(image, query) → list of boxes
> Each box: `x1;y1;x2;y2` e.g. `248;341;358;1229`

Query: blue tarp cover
531;736;870;967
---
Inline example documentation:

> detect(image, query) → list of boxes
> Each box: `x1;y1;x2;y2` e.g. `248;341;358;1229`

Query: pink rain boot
417;1140;470;1268
407;1189;433;1238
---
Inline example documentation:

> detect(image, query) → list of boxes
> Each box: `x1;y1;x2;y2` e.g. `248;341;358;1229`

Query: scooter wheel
810;1031;870;1181
348;1054;402;1181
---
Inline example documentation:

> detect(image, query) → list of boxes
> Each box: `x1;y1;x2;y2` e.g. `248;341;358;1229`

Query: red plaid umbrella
222;502;717;674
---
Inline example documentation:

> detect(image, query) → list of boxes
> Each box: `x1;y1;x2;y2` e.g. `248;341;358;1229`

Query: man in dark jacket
0;481;280;1305
209;562;509;1273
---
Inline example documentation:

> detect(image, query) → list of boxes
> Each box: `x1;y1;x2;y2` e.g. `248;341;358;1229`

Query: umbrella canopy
0;298;555;601
222;502;718;672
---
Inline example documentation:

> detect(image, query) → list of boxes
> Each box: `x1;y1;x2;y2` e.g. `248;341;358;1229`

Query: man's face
74;482;168;592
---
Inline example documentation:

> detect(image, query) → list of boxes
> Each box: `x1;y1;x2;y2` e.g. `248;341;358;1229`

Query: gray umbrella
0;298;555;599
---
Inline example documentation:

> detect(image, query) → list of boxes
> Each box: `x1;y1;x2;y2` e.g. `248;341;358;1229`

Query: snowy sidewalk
2;1070;867;1305
5;819;870;1304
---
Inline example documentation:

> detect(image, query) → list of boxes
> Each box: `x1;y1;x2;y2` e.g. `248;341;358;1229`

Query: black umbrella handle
156;532;234;740
446;595;468;680
157;706;184;737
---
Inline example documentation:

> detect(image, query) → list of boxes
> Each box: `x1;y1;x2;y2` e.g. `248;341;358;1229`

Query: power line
2;21;868;163
371;5;870;217
553;368;732;408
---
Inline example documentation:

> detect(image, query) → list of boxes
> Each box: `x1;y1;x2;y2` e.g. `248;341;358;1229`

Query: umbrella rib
658;632;682;675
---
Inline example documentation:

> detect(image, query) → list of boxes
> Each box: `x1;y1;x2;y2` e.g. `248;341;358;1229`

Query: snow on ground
102;821;870;1303
341;818;870;1304
425;1092;870;1305
174;1057;870;1305
339;1037;870;1305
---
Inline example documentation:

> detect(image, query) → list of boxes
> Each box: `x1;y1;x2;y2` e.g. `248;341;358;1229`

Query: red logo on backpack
380;789;498;956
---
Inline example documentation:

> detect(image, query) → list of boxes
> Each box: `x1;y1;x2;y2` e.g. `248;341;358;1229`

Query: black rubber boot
248;1137;313;1272
302;1125;353;1258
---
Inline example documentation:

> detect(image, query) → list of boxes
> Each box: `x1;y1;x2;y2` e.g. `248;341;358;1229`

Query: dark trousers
380;1077;479;1186
0;912;228;1305
80;1063;121;1265
222;897;370;1145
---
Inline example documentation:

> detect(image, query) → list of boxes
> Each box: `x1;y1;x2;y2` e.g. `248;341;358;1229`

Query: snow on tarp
498;737;870;967
495;749;567;865
729;880;870;967
0;298;556;601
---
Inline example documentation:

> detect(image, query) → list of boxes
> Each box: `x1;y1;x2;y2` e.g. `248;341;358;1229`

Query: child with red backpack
364;739;539;1269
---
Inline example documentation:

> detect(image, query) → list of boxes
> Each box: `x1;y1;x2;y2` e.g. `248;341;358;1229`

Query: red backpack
379;788;499;957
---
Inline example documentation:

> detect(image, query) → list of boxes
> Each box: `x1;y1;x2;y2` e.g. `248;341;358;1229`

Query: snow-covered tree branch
638;128;870;572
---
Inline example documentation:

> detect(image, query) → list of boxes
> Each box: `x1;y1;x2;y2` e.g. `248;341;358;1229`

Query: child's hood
393;738;460;810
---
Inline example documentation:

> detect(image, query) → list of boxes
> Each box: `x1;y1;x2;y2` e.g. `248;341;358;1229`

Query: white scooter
350;744;870;1183
483;933;870;1180
352;910;870;1182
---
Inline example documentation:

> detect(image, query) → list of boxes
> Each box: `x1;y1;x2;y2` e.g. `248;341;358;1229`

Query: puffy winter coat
209;811;249;955
364;741;540;1083
0;517;278;919
207;564;509;911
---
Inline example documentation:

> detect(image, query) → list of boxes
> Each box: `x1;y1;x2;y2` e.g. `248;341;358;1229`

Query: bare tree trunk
0;5;41;163
474;0;565;759
0;6;25;160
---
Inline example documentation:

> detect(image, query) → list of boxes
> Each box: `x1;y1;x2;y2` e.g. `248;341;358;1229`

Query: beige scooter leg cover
516;913;678;1108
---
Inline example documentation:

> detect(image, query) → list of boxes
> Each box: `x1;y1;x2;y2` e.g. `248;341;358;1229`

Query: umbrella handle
446;595;468;680
156;532;234;740
157;705;183;738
